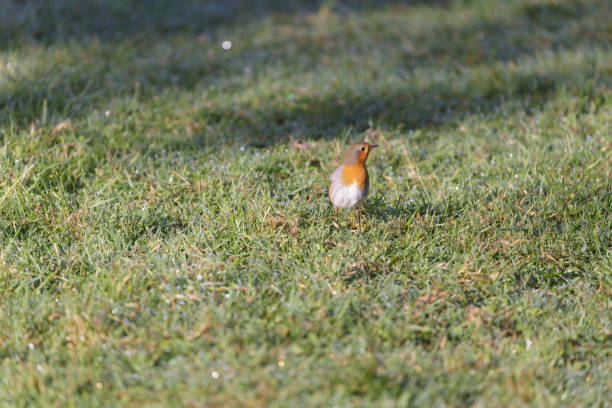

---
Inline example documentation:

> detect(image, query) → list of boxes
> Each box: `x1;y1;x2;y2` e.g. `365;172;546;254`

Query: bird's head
342;141;378;165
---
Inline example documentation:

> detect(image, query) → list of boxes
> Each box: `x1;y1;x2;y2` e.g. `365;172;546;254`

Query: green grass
1;0;611;406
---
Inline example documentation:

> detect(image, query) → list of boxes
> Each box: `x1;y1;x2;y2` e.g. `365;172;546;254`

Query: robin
328;141;378;232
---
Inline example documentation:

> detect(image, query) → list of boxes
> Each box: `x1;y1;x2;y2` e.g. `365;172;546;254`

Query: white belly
329;182;366;209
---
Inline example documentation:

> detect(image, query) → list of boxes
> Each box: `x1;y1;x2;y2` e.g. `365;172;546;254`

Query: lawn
1;0;611;406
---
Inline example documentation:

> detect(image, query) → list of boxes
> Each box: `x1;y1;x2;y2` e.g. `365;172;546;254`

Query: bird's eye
361;147;365;151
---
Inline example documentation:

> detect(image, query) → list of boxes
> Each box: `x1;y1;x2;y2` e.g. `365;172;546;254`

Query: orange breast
341;164;368;188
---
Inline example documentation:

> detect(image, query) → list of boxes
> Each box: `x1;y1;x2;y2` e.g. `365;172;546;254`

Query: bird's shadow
364;189;465;225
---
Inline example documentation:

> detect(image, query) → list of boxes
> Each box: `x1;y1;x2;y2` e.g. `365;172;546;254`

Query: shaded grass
1;0;611;406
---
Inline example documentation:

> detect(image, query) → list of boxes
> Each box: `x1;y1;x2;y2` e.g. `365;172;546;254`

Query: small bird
328;141;378;232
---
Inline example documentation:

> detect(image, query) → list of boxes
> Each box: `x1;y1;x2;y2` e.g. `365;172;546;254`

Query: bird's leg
356;207;361;233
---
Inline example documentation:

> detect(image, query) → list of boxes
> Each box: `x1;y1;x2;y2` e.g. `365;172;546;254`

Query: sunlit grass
1;0;611;406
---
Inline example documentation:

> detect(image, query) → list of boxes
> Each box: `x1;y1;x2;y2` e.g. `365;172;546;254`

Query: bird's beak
370;144;379;149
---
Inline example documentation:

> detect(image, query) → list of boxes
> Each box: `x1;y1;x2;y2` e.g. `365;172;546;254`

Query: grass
1;0;611;406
